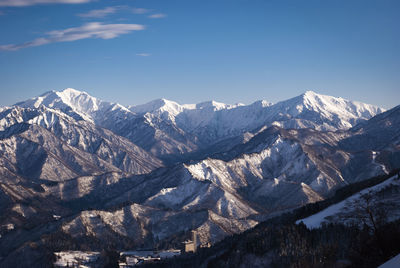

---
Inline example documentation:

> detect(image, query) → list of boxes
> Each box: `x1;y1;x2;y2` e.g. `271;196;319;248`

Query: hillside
148;172;400;268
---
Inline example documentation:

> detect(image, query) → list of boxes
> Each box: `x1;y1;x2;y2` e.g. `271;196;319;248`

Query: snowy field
120;249;181;259
54;251;100;267
296;175;400;229
378;253;400;268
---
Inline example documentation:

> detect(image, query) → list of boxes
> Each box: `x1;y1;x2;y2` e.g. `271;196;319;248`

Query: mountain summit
264;90;385;130
16;88;131;123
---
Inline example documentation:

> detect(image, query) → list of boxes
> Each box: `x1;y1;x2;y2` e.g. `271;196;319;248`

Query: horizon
0;0;399;109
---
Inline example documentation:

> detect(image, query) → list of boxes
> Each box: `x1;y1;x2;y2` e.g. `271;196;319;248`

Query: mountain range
0;88;398;267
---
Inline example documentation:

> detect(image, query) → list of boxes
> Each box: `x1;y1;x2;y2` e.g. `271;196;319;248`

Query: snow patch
297;176;399;229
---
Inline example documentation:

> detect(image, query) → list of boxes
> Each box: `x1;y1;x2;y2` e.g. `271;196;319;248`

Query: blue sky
0;0;399;108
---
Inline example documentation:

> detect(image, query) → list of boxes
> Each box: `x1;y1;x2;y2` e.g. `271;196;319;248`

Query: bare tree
337;188;394;237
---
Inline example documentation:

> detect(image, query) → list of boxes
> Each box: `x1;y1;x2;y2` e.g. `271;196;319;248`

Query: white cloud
132;8;150;14
78;6;120;18
136;53;151;57
0;22;145;51
148;13;166;19
78;6;154;18
0;0;92;7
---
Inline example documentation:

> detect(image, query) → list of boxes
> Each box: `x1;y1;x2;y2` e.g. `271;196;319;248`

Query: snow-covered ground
296;175;400;229
54;251;100;267
378;253;400;268
120;249;180;259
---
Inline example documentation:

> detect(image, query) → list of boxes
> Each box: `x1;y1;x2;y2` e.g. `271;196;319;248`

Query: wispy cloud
136;53;151;57
148;13;166;19
78;6;120;18
78;6;153;18
0;0;92;7
0;22;145;51
132;7;150;14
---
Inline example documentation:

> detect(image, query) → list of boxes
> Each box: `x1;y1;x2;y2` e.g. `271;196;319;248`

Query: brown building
183;230;197;253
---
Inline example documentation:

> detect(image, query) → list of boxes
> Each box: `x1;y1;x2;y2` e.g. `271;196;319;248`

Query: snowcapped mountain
16;88;384;161
16;90;200;159
1;88;398;266
0;105;163;180
15;88;132;123
130;90;383;134
342;104;400;151
259;90;385;130
127;90;384;154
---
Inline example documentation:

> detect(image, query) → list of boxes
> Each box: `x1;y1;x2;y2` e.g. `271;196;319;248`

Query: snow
15;88;132;124
296;175;399;229
1;88;396;253
378;253;400;268
130;90;383;142
130;98;187;116
120;250;180;259
301;90;383;120
13;88;384;150
371;151;389;174
15;89;384;134
54;251;100;267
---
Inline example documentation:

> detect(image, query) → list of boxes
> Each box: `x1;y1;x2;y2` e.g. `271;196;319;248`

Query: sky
0;0;399;109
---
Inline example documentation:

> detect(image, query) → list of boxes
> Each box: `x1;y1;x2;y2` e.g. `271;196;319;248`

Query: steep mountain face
1;89;397;267
0;104;164;262
341;104;400;151
264;91;384;130
0;106;163;179
15;88;132;124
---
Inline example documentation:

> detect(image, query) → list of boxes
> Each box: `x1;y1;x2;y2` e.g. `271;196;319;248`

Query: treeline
204;219;400;268
144;219;400;268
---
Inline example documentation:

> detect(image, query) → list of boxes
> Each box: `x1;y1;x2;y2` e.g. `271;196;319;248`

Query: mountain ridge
14;88;385;161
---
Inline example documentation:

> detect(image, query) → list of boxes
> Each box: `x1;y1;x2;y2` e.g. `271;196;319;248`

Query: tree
342;190;389;235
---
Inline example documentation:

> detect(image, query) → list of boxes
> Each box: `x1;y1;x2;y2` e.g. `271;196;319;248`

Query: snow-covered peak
58;87;85;96
302;90;318;98
130;99;237;116
56;88;100;113
130;98;187;117
15;88;131;123
249;100;272;108
301;90;347;109
195;100;235;111
299;90;384;116
266;91;385;129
